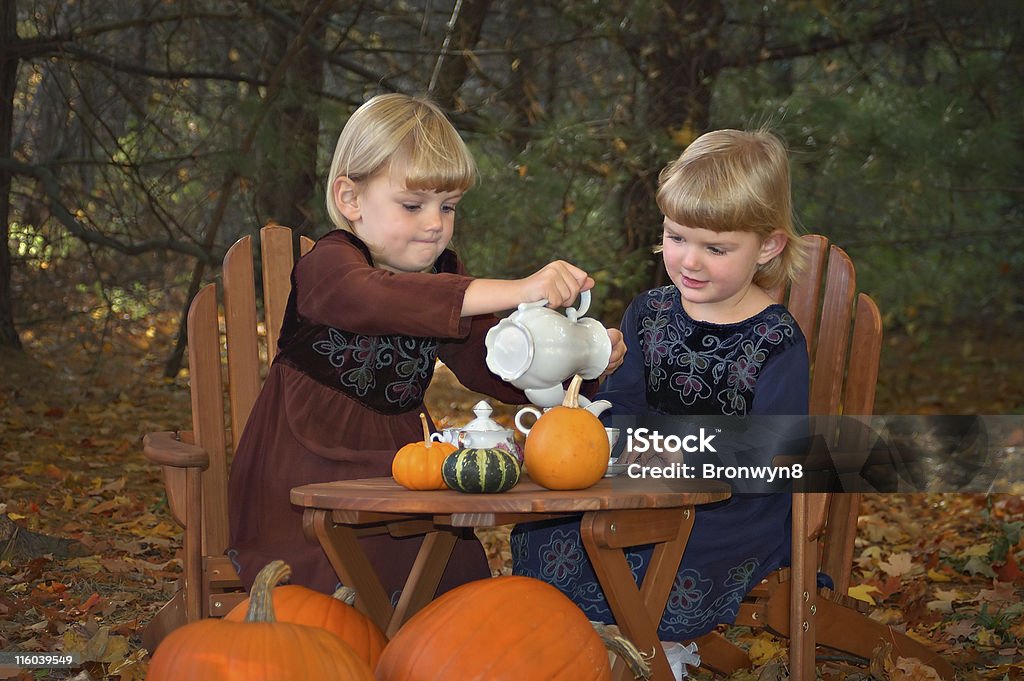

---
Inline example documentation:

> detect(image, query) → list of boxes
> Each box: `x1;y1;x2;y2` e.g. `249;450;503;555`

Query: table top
291;475;730;515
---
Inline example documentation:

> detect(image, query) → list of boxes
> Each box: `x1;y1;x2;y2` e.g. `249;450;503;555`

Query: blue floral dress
511;285;809;640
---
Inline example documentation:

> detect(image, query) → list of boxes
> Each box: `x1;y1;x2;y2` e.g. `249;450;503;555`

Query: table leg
387;529;458;637
580;507;695;681
307;509;395;634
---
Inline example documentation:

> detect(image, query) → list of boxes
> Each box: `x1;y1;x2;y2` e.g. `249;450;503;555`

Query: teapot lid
462;400;507;433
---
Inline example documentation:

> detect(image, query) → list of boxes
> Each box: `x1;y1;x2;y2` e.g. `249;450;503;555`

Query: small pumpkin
523;374;609;490
392;413;455;490
375;575;644;681
146;560;374;680
224;580;386;667
442;447;521;493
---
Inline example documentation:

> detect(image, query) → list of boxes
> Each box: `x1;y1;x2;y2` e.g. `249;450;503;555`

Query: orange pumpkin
524;375;609;490
392;413;456;490
146;560;374;680
375;576;613;680
224;581;386;667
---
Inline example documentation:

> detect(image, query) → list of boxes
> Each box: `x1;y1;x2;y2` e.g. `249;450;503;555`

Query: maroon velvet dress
226;229;528;600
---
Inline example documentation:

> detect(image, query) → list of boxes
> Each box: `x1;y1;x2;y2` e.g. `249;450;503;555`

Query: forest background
1;1;1023;679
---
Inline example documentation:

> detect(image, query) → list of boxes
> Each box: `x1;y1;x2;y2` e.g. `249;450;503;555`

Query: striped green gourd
442;448;521;493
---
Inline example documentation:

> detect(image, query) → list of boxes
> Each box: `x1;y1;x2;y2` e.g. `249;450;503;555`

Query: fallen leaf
746;636;785;665
889;656;943;681
848;583;882;605
879;552;915;577
961;555;997;578
994;552;1022;583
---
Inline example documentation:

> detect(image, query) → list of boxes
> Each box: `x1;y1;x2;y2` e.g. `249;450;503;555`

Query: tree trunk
254;1;326;234
428;0;492;112
163;0;335;377
615;0;725;289
0;0;23;350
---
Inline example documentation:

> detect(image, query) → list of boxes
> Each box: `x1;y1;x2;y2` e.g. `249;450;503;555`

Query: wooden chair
694;235;954;680
141;224;313;651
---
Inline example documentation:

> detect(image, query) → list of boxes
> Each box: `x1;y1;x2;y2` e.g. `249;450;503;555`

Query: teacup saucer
604;461;628;477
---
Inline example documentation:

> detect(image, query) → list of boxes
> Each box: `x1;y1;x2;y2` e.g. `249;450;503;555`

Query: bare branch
0;157;220;263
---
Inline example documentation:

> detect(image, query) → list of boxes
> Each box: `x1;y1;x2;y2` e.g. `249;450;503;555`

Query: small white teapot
485;290;612;408
429;400;523;462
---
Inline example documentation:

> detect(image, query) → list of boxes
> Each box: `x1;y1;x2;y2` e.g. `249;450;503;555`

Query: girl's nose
424;206;444;231
681;246;701;271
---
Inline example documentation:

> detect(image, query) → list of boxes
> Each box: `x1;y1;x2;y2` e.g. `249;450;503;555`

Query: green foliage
5;0;1022;349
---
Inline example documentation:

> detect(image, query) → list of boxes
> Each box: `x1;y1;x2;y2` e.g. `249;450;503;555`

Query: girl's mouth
681;276;707;289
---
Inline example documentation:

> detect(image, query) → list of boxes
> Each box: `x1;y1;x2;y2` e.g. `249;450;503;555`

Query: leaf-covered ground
1;312;1022;680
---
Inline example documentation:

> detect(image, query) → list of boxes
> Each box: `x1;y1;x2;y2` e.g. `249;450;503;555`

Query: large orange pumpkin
376;575;615;680
224;580;386;667
392;413;456;490
524;375;609;490
146;561;374;680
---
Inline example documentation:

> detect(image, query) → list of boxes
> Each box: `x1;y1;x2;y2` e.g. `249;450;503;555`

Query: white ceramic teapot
484;290;612;408
429;400;523;462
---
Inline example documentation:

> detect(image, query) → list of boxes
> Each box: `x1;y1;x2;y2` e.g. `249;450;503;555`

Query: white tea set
433;290;624;474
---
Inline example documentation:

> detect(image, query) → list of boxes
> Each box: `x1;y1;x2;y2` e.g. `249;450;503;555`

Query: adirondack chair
141;224;313;651
694;235;954;680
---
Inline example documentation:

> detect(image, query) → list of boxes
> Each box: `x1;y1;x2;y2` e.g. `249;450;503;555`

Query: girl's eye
708;246;726;255
402;204;421;212
665;234;683;243
442;204;457;214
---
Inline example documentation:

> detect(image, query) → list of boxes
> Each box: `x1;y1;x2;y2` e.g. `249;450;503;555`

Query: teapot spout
583;399;612;418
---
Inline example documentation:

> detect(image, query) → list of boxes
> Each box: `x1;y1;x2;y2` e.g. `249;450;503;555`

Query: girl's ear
757;230;788;264
333;176;361;222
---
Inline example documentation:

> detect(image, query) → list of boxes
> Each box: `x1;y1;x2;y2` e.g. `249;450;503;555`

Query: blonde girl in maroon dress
227;93;625;598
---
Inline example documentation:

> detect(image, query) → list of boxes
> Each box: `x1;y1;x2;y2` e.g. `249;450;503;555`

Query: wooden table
291;475;730;681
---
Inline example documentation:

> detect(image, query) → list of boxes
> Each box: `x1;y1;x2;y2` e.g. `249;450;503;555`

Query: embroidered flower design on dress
637;288;797;416
311;328;436;408
312;328;353;367
665;569;712;614
536;529;586;586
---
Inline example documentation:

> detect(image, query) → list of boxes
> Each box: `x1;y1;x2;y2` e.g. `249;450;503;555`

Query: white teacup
605;427;621;462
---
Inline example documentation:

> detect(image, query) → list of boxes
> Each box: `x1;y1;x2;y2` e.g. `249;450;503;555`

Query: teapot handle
566;289;591;322
517;289;591;320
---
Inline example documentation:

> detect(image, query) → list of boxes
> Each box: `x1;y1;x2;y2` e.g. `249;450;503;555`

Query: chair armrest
143;431;209;469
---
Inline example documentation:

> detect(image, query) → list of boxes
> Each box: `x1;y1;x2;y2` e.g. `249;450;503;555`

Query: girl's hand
521;260;594;309
601;328;626;379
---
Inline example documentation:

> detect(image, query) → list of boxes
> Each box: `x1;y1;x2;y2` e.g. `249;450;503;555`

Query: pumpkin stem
333;585;358;606
591;621;653;680
245;560;291;623
562;374;584;409
419;412;433;447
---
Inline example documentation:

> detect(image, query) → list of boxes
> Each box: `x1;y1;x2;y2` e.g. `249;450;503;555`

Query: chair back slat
822;293;883;593
841;294;882;417
786;235;828;357
808;246;856;416
222;236;261;457
300;235;314;256
186;284;229;556
260;225;298;360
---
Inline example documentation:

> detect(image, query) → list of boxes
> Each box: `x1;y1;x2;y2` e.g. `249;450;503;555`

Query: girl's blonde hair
656;128;806;290
326;93;477;230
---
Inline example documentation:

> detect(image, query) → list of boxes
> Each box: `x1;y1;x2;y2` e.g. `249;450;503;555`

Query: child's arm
461;260;595;317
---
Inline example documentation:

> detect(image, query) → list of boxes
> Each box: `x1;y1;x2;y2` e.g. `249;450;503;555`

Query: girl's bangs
389;133;475;192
